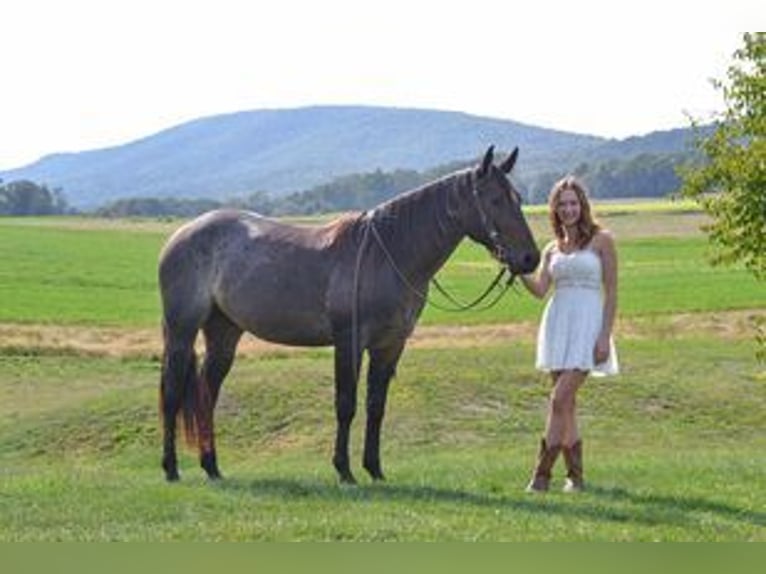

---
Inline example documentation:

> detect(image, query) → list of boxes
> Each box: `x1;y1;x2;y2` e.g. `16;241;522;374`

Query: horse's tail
159;324;201;449
180;351;200;448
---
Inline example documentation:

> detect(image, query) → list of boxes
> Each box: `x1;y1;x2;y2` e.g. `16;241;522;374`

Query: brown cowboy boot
562;440;584;492
525;438;561;493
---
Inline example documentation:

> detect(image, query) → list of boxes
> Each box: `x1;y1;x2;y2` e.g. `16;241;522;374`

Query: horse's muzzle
498;248;540;275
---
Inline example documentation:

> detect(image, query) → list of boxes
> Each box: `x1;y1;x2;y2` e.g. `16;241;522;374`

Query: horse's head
465;145;540;275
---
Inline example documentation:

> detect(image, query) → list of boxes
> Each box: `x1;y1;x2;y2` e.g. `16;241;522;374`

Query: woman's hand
594;332;611;364
519;241;554;299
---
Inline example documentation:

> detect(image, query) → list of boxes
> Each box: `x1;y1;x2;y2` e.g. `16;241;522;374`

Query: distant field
0;223;160;326
525;196;700;216
0;204;762;327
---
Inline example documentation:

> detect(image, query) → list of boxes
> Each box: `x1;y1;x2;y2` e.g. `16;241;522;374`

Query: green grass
424;235;764;324
1;205;764;540
0;337;763;541
0;223;162;326
0;210;763;327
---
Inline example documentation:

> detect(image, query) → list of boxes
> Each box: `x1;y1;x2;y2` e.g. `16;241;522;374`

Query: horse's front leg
363;342;405;481
332;335;362;484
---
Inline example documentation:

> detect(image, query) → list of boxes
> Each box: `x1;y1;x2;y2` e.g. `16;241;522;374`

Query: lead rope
350;217;373;381
431;271;514;312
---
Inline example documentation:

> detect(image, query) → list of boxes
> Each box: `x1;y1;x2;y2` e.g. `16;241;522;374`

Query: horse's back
158;209;360;346
158;210;268;325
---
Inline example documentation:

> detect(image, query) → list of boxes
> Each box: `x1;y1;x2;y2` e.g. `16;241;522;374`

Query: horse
158;145;540;483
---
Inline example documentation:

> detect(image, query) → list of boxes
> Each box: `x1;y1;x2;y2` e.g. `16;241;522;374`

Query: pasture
0;203;764;541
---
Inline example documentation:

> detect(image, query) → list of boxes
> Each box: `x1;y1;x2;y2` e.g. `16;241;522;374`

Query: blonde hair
548;176;601;248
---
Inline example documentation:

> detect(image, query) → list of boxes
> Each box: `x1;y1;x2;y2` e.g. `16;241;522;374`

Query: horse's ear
479;145;495;176
500;147;519;173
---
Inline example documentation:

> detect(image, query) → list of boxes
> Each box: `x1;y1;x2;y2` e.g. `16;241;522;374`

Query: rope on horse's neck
350;216;371;381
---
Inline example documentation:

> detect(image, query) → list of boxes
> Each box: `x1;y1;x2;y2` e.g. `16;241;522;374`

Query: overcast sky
0;0;762;170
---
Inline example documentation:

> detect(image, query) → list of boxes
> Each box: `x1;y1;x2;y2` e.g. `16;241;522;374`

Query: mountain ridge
0;105;694;208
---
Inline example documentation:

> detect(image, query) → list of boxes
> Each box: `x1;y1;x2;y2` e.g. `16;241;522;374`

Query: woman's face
556;188;581;227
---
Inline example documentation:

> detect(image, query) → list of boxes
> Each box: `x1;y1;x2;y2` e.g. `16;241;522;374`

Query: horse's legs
160;326;198;482
332;334;363;484
363;342;405;481
198;307;242;479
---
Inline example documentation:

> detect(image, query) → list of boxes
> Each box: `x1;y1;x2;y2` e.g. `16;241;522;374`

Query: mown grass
1;203;764;541
0;223;161;326
0;336;763;541
0;208;763;327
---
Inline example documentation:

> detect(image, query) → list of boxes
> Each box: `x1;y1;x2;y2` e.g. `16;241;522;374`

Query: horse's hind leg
160;325;198;482
198;307;242;479
363;342;405;481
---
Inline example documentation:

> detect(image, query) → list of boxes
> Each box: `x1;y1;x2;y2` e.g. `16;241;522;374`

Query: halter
468;170;516;268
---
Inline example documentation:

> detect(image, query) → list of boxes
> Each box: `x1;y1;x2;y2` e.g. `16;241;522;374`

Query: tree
681;32;766;361
0;180;70;215
681;32;765;278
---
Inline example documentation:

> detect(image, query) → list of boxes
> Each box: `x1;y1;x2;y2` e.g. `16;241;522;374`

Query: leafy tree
681;32;766;362
681;32;766;278
0;180;70;215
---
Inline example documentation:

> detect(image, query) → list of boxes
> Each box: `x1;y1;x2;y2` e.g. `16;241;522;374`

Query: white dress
535;247;618;376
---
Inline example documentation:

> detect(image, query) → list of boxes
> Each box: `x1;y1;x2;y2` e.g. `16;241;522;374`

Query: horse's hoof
200;452;222;480
162;457;180;482
365;469;386;481
338;472;357;485
364;461;385;481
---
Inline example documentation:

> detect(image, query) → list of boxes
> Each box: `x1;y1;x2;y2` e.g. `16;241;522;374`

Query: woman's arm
519;241;554;300
594;230;618;363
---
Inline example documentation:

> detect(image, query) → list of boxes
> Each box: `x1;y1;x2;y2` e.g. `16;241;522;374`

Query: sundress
535;247;618;376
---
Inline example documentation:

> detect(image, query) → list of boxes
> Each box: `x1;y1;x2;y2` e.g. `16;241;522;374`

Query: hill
0;105;698;209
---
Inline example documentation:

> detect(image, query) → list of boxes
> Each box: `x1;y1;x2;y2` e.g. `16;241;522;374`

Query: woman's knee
549;389;574;414
549;372;583;411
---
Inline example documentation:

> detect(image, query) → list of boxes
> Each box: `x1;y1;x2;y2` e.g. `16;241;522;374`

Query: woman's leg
527;370;586;492
545;370;586;447
551;370;587;492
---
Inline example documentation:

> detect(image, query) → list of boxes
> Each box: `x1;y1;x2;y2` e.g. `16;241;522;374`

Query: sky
1;0;763;170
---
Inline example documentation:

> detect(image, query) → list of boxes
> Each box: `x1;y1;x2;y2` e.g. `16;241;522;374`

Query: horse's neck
370;172;469;283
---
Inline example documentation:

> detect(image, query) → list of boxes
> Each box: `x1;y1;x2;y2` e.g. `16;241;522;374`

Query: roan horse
158;145;540;483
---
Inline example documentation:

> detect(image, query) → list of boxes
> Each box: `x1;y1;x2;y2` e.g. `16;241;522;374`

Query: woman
519;176;618;493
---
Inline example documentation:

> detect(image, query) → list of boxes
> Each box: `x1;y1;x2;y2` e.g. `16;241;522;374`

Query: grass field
0;338;763;541
0;207;763;327
0;201;764;541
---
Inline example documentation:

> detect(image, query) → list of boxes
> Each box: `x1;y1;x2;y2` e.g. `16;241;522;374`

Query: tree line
0;180;71;215
93;151;688;218
1;150;689;218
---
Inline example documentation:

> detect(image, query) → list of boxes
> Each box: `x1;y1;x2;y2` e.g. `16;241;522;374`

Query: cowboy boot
562;440;584;492
525;438;561;493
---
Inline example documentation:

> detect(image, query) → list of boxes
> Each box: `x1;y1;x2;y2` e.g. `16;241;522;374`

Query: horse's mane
317;168;471;252
375;169;469;217
320;212;366;248
370;169;472;258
